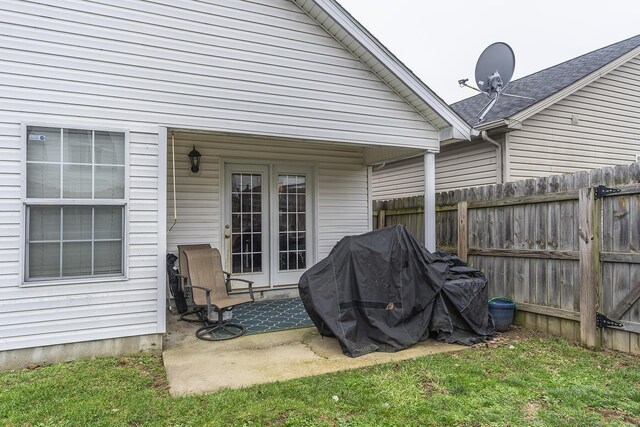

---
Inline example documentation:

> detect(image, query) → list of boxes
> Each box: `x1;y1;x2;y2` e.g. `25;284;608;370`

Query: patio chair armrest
188;284;214;309
186;284;211;295
222;270;232;280
227;278;255;300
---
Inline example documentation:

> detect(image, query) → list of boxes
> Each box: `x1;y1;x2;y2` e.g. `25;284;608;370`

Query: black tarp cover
429;252;495;345
299;225;495;357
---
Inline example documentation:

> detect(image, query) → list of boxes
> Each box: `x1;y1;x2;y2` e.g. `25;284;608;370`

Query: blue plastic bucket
488;297;516;332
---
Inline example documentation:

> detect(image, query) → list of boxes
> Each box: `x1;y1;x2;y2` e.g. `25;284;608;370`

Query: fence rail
374;162;640;354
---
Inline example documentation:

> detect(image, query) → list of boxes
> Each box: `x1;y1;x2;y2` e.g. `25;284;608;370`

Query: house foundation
0;334;163;372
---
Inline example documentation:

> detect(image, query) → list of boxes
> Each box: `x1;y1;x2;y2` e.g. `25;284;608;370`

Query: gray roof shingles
450;34;640;127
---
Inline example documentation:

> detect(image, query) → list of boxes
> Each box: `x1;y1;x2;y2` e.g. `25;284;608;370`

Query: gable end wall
509;54;640;180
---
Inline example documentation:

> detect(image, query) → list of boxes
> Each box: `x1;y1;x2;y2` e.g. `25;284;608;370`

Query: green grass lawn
1;329;639;426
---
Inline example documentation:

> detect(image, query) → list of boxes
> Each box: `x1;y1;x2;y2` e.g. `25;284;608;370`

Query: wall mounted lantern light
188;145;201;173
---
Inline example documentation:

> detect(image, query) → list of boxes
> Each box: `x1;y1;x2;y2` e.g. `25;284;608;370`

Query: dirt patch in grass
116;356;169;391
474;325;553;349
524;401;541;421
272;411;290;425
595;407;639;425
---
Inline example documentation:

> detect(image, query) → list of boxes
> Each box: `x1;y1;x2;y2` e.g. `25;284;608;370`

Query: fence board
546;174;562;336
375;162;640;354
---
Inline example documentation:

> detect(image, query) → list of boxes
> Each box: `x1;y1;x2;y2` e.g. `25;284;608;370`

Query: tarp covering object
299;225;495;357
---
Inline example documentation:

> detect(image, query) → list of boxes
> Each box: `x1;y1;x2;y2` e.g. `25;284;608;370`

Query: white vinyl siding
0;126;158;351
0;0;438;149
436;140;499;191
0;122;22;288
372;139;499;198
371;157;425;200
0;0;439;352
166;132;368;264
509;54;640;180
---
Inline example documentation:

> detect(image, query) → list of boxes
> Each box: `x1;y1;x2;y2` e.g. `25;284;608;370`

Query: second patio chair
182;247;254;341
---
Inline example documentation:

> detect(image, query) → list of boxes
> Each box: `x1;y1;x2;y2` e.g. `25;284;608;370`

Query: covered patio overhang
160;126;440;297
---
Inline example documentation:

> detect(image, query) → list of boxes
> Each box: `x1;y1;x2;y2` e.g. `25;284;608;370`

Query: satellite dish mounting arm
476;93;500;123
458;78;484;93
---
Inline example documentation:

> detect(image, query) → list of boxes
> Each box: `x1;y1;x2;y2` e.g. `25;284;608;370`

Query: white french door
224;165;270;287
224;163;313;289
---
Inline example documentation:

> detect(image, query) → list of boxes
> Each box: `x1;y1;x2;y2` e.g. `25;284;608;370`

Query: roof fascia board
472;118;521;132
511;44;640;123
304;0;471;140
439;126;468;142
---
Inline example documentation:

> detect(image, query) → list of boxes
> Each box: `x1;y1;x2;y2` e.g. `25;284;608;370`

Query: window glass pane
279;252;288;270
62;242;92;276
279;232;288;252
29;206;60;241
27;127;61;162
94;241;122;275
231;175;241;193
232;254;242;273
241;174;252;192
29;242;60;278
63;206;92;241
231;194;240;213
95;131;125;165
231;213;241;233
63;165;92;198
95;165;125;199
63;129;92;164
252;253;262;272
27;163;61;198
95;206;122;240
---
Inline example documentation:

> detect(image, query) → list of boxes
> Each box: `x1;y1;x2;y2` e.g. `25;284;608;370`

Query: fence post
457;201;468;262
579;187;602;349
377;208;386;230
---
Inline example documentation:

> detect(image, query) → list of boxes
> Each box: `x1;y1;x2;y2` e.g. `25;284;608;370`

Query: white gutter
481;131;503;183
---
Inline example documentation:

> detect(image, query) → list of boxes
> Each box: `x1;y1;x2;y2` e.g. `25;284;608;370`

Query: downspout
481;130;503;184
168;132;178;232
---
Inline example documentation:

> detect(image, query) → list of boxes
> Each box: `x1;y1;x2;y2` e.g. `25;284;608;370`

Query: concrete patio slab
162;313;465;396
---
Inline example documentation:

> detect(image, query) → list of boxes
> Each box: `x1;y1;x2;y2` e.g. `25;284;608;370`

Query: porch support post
424;151;436;252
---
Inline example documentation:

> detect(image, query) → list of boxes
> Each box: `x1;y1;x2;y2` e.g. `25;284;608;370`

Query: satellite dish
475;42;515;95
458;42;533;123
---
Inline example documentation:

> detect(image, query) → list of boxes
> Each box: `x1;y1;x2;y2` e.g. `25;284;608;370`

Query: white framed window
23;125;127;282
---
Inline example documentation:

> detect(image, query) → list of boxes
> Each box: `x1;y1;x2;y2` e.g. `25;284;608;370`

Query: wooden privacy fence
373;196;425;245
374;162;640;354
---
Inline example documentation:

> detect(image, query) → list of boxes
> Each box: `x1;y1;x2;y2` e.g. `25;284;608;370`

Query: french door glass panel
230;173;263;274
277;175;306;271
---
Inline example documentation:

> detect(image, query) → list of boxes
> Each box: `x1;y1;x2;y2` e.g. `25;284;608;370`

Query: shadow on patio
162;299;465;396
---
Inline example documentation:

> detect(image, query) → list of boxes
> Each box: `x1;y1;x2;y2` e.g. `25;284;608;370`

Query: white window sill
21;275;128;288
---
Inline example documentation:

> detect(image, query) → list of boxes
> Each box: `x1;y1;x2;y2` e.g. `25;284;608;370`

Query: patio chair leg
195;322;246;341
180;308;205;323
